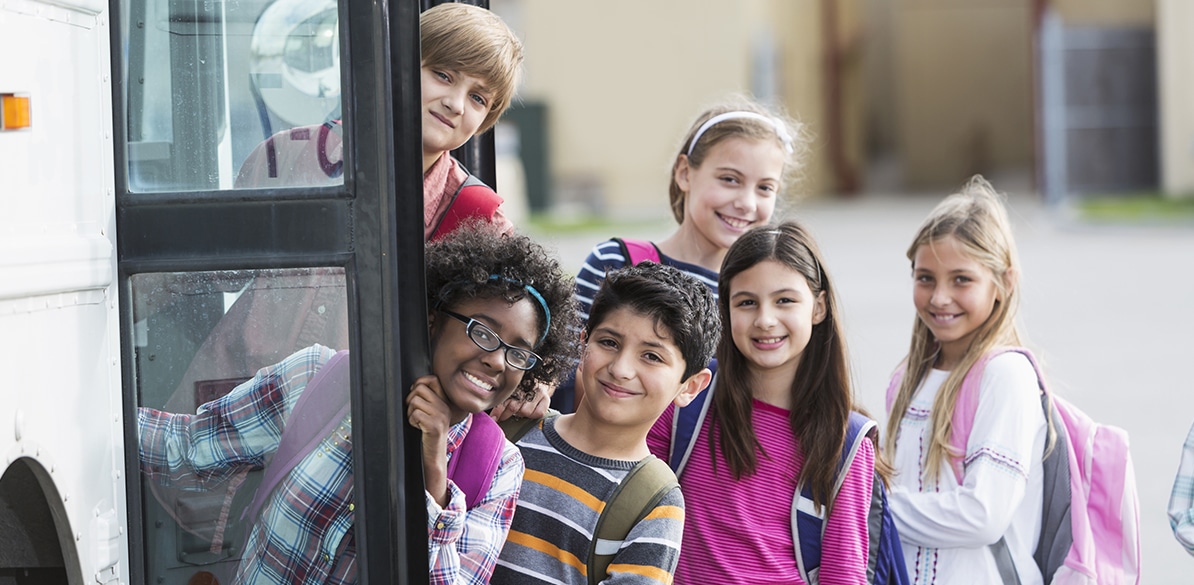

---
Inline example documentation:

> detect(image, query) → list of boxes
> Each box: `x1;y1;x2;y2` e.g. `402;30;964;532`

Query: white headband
687;111;795;157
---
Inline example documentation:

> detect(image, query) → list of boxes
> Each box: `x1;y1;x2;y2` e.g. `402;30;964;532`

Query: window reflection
131;268;349;584
124;0;343;193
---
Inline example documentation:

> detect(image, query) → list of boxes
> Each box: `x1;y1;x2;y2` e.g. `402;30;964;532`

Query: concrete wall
1158;0;1194;197
890;0;1035;189
492;0;856;217
1053;0;1154;25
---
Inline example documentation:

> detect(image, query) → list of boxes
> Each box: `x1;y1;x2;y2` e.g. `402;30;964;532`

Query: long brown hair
712;221;855;510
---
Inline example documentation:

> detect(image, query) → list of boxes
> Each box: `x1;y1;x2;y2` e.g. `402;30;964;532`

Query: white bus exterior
0;1;126;583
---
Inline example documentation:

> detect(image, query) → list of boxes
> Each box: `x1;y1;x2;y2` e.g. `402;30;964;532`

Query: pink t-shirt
647;398;874;584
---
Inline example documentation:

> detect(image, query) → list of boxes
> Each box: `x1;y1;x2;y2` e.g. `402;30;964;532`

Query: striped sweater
492;417;685;585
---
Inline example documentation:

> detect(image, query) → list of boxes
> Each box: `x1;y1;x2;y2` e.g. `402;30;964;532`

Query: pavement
527;190;1194;583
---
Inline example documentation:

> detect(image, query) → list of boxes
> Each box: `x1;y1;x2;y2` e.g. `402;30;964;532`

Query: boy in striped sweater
491;263;719;585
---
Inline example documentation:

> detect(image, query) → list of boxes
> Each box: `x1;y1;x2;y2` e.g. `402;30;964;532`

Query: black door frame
111;0;432;582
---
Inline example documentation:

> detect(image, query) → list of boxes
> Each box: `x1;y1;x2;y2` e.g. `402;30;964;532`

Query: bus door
113;0;430;582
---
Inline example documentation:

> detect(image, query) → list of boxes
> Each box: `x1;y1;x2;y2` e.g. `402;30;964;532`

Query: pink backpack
886;348;1141;584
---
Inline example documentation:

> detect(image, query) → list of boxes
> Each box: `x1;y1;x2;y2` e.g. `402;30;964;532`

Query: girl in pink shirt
648;221;881;584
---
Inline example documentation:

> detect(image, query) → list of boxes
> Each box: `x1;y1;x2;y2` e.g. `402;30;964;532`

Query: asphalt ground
527;191;1194;582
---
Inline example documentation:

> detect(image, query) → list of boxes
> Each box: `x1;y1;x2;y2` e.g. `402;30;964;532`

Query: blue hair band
489;275;551;345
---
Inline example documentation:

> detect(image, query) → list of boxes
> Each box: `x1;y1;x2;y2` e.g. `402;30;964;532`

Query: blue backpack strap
868;471;910;585
612;237;662;266
446;413;506;509
792;411;876;583
668;362;717;473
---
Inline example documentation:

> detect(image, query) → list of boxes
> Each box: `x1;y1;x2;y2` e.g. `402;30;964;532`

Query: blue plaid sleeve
1170;419;1194;556
428;422;525;585
137;344;334;490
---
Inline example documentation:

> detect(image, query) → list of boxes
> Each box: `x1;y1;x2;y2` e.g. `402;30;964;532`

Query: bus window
130;267;349;585
122;0;343;193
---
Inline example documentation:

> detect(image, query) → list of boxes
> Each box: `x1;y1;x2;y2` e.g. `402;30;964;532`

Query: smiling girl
553;96;807;412
647;221;878;584
407;225;578;584
884;176;1048;585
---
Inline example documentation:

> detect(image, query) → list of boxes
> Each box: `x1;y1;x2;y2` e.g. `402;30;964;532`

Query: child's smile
430;296;540;423
728;260;825;376
462;371;496;392
751;334;788;350
420;66;491;168
578;307;689;427
912;234;1001;368
717;213;753;231
676;137;783;254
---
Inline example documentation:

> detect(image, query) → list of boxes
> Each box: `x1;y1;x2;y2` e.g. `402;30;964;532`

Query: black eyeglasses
439;309;541;371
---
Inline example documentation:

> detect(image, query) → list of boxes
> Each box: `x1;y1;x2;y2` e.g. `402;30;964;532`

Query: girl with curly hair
407;224;578;584
138;225;577;585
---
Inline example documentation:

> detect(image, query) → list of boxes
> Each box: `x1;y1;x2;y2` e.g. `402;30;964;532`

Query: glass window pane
122;0;343;193
131;268;351;584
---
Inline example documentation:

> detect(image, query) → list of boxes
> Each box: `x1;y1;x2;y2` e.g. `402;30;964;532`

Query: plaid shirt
1170;420;1194;556
139;344;524;584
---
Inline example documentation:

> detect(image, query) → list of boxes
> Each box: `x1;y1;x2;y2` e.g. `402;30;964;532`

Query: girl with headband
552;95;808;412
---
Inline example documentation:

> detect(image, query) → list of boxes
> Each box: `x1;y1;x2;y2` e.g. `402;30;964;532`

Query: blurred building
493;0;1186;218
1159;0;1194;197
492;0;864;220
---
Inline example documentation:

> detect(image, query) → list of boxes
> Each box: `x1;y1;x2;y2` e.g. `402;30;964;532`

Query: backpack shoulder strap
668;369;716;473
588;455;678;585
950;347;1043;484
885;360;908;413
446;412;507;509
431;164;503;241
244;349;352;524
498;409;561;444
791;411;877;583
612;237;662;265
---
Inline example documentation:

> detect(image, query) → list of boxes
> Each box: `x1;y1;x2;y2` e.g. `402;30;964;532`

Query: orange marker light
1;94;31;131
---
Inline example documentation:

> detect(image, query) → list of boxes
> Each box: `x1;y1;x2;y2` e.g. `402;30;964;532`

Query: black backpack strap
587;455;678;585
498;409;560;443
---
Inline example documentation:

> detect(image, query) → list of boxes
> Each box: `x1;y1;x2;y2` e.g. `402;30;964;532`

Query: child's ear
1000;267;1019;300
673;155;692;193
673;368;713;408
812;290;828;325
575;329;589;375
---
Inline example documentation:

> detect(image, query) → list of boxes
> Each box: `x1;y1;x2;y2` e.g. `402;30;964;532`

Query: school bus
0;0;485;582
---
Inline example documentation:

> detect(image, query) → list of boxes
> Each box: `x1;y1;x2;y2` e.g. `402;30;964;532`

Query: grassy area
1074;193;1194;223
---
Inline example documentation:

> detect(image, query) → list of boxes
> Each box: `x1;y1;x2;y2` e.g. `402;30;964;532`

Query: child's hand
490;381;554;422
406;375;451;438
406;375;451;506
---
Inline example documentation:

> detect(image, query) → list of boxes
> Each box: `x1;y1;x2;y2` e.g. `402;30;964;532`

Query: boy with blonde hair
236;2;523;239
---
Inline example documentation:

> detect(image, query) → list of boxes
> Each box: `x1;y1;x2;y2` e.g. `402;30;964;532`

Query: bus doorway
113;0;433;583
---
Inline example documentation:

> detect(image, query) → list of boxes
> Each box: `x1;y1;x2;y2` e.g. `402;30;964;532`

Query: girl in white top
884;176;1049;585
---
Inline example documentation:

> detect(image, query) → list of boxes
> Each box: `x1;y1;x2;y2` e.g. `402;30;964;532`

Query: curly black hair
425;223;579;400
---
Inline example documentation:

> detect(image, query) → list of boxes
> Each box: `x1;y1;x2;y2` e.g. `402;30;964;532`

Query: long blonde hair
884;176;1024;482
